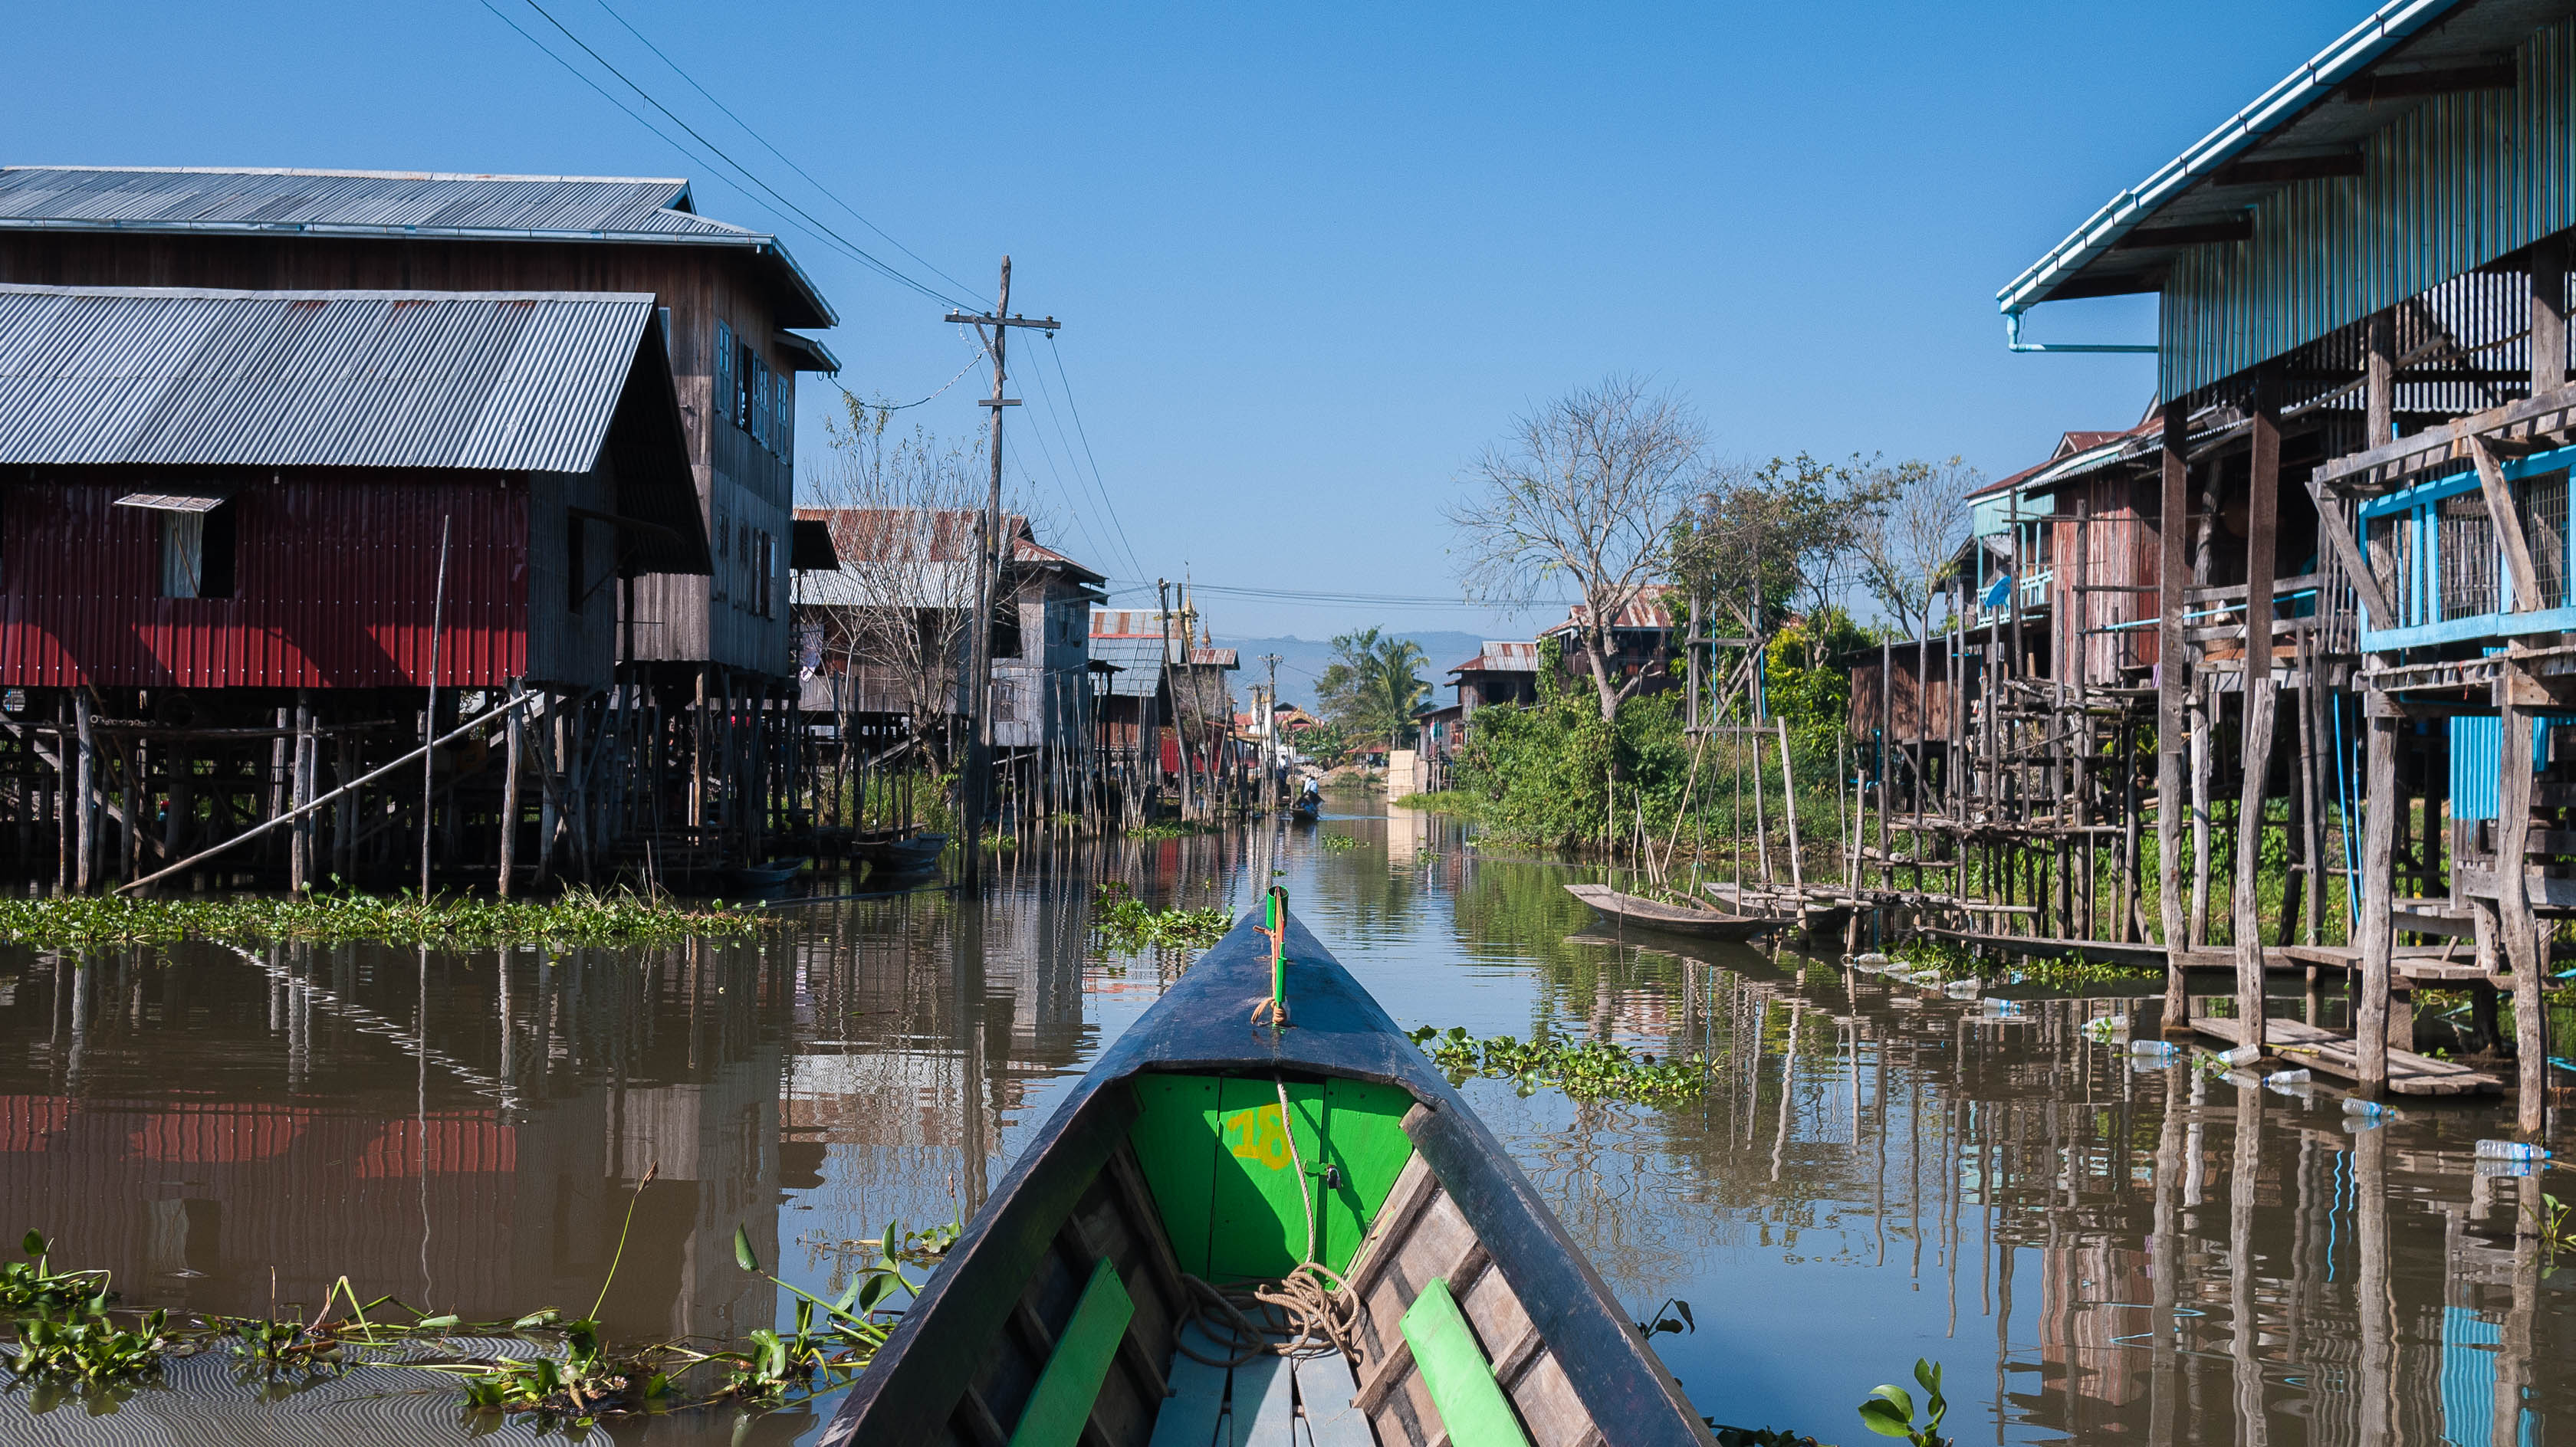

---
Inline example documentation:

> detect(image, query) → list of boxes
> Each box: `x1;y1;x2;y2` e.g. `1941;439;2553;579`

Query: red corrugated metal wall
0;471;528;687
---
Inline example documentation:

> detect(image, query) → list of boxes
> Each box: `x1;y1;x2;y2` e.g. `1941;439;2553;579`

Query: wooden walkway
2189;1016;2503;1097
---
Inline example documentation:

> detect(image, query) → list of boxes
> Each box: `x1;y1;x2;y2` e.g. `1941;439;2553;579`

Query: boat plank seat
1148;1327;1230;1447
1230;1351;1293;1446
1296;1353;1374;1447
1342;1146;1600;1447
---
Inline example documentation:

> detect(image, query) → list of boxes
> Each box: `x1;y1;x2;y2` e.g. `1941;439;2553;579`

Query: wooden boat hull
1566;884;1784;942
859;832;948;873
821;911;1716;1447
724;858;808;891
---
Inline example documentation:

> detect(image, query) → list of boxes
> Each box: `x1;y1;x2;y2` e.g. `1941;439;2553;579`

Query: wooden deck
2189;1016;2503;1096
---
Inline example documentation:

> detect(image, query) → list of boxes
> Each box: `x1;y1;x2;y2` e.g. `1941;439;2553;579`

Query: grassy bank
0;888;774;952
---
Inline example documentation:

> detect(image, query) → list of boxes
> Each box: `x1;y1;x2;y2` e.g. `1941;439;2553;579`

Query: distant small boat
858;830;947;874
724;857;808;891
1289;795;1322;822
1566;883;1786;941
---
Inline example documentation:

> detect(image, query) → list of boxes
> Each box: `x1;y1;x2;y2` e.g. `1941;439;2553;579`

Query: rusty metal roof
1447;640;1540;675
0;166;836;328
0;284;654;472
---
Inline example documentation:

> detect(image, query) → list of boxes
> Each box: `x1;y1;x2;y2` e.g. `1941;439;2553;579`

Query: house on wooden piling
1446;640;1541;717
0;166;842;868
0;284;708;890
793;507;1106;809
2003;0;2576;1110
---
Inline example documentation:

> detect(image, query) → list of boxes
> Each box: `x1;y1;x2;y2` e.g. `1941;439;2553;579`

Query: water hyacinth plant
0;886;774;953
1409;1025;1711;1107
1091;883;1230;955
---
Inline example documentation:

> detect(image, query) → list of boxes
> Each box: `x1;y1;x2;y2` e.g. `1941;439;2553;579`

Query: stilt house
2005;0;2576;1114
0;166;841;880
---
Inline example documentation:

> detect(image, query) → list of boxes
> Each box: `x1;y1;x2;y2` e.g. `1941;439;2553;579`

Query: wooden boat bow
819;908;1717;1447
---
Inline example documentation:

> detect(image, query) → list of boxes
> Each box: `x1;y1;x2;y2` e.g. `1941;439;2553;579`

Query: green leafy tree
1316;628;1431;746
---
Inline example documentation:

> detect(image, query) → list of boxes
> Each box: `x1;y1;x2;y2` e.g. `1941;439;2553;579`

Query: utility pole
1263;653;1282;816
945;258;1059;881
1157;579;1193;820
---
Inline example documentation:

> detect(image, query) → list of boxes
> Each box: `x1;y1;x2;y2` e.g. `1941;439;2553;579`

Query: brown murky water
0;806;2566;1444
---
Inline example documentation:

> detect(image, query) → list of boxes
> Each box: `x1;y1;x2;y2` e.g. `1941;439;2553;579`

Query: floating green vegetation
1129;819;1218;842
1887;936;2153;993
2;1206;952;1431
1409;1025;1710;1107
1092;883;1231;955
0;887;773;953
1319;832;1362;852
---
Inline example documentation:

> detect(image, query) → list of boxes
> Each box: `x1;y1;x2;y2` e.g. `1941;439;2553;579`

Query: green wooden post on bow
1254;885;1290;1026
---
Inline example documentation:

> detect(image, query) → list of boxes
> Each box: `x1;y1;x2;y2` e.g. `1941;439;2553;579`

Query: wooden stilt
2233;393;2282;1050
2355;701;2400;1098
2157;402;2192;1027
499;685;523;897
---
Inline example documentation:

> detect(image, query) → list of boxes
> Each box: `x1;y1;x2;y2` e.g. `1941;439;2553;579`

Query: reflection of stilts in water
1770;1002;1799;1183
1944;1093;1959;1338
1874;1029;1888;1268
2354;1125;2392;1447
2149;1062;2180;1447
2229;1078;2268;1447
2496;1176;2541;1445
952;899;991;1210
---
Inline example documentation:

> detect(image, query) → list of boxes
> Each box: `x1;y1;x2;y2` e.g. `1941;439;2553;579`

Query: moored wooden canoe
1565;884;1785;942
820;909;1716;1447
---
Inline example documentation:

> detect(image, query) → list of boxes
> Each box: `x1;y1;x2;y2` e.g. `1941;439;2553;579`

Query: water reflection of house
0;943;784;1344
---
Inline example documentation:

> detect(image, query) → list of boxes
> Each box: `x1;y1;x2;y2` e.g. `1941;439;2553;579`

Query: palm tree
1319;629;1430;746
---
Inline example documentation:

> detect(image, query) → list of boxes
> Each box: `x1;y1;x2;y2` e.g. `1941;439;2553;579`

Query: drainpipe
2003;310;2157;355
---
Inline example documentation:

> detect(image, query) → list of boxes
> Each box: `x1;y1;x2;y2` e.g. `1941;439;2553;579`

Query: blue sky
12;0;2363;637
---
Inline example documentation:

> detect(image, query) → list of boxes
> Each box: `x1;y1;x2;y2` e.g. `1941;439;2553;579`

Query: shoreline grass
0;888;775;953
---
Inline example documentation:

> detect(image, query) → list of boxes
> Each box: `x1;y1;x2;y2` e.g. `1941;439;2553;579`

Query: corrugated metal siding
2161;16;2576;399
0;168;748;240
2445;713;2571;817
0;286;649;474
0;473;529;688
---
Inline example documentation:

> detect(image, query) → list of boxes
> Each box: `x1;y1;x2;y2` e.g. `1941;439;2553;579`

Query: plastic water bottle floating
2266;1068;2311;1086
2343;1098;2394;1117
2218;1045;2263;1068
2129;1039;2180;1056
2474;1139;2551;1161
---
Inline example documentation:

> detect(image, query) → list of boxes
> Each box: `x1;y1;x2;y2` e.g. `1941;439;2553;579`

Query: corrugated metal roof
1448;640;1540;675
0;166;838;329
2002;1;2576;398
1089;634;1169;696
0;166;743;239
0;284;651;471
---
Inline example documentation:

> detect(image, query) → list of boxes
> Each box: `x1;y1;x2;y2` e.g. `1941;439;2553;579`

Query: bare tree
806;395;1003;773
1681;451;1896;671
1451;377;1710;724
1855;456;1975;645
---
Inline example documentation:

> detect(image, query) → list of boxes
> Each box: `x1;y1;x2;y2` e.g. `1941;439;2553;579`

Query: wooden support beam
2157;401;2192;1031
2365;310;2395;445
2535;237;2568;396
2305;478;2396;628
2114;216;2256;250
2344;61;2518;102
2496;671;2548;1138
2215;151;2367;186
2233;398;2282;1050
2472;435;2547;610
2355;709;2399;1097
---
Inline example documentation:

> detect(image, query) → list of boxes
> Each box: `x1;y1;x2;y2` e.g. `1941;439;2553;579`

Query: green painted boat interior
1126;1072;1417;1278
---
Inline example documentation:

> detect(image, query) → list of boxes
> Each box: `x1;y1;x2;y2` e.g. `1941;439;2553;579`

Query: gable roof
0;166;834;327
0;283;708;570
1447;640;1540;676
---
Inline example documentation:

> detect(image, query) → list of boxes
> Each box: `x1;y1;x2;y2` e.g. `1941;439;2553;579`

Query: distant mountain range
1208;631;1490;714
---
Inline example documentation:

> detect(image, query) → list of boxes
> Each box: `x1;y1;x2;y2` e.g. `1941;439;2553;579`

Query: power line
1040;336;1144;589
586;0;993;309
508;0;974;310
1021;341;1142;582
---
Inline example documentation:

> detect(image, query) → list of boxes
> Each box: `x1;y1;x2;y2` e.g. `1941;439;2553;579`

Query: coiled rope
1170;1075;1362;1366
